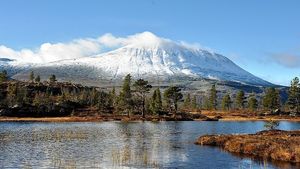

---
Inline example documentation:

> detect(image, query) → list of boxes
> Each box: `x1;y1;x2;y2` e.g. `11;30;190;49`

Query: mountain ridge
1;32;272;87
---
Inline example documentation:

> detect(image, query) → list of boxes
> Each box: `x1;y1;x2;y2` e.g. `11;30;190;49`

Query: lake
0;121;300;169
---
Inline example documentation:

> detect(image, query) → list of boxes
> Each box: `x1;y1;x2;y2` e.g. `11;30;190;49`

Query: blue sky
0;0;299;85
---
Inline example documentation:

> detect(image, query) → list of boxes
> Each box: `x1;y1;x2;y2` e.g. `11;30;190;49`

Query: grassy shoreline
1;114;300;122
195;130;300;163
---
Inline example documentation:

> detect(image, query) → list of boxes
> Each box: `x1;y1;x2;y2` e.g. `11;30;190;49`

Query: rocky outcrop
195;130;300;163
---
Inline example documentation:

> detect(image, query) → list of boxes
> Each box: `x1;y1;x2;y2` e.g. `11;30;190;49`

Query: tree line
0;70;299;116
203;77;300;115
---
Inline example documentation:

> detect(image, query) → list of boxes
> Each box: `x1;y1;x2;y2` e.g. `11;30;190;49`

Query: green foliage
29;71;34;82
163;86;183;115
183;93;191;108
49;74;56;83
287;77;300;113
0;70;8;83
202;96;210;110
248;93;258;111
151;88;162;115
264;120;279;130
118;74;133;116
262;87;281;111
33;92;50;108
97;91;112;113
108;87;117;112
6;83;18;106
209;84;217;110
4;74;300;118
35;75;41;83
221;93;232;111
191;95;198;110
235;90;246;109
183;94;198;110
133;79;152;118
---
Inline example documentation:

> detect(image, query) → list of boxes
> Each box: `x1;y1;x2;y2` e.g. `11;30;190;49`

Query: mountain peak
126;31;170;49
2;32;272;86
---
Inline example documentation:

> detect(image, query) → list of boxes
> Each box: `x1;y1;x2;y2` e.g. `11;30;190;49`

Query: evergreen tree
221;93;232;111
183;93;191;109
202;96;210;110
35;75;41;83
49;74;56;83
191;95;198;110
262;87;281;111
118;74;133;117
7;83;18;106
109;87;117;113
163;86;183;116
248;93;258;111
287;77;300;113
151;88;162;115
133;79;152;118
89;88;97;106
29;71;34;82
97;91;111;113
235;90;246;109
0;70;8;83
209;84;217;110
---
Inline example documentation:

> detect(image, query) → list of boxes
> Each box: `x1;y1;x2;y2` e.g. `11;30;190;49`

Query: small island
195;129;300;163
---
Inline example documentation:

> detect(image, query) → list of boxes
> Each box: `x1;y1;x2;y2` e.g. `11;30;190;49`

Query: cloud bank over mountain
0;32;206;64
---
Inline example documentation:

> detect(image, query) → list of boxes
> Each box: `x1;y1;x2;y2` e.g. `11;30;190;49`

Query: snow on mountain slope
9;32;271;86
0;58;34;76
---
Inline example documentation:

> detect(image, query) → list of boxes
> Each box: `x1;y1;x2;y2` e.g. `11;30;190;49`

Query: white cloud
0;38;103;63
0;31;207;63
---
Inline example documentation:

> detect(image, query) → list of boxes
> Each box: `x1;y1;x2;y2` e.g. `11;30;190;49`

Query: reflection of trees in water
108;121;187;168
109;122;160;168
2;122;297;168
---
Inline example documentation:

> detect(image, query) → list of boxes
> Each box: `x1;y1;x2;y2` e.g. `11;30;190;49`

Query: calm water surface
0;121;300;169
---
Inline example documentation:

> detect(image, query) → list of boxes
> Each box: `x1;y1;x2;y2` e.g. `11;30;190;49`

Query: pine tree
7;83;18;106
202;96;210;110
221;93;232;111
235;90;246;109
49;74;56;83
209;84;217;110
133;79;152;118
248;93;258;111
109;87;117;113
97;91;110;113
262;87;281;111
191;95;198;110
151;88;162;115
151;88;162;114
287;77;300;114
151;89;158;114
0;70;8;83
29;71;34;82
35;75;41;83
118;74;133;117
163;86;183;116
155;88;162;111
90;88;98;106
183;93;191;109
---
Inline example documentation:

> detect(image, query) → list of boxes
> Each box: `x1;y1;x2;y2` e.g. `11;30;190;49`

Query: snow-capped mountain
2;32;272;86
0;58;34;76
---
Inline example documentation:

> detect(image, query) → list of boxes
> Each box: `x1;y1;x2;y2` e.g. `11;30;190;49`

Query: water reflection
0;121;299;168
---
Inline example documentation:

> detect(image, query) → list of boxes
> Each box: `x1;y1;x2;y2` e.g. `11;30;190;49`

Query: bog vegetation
0;70;299;117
